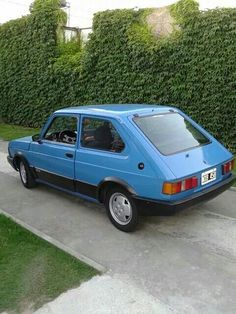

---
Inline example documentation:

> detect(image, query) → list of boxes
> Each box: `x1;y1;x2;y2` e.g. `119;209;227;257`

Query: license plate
201;168;217;185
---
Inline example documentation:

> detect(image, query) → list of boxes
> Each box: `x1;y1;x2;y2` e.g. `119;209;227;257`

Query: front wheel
105;187;139;232
19;159;37;189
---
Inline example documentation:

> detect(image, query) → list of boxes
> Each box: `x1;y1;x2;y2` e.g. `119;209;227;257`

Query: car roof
55;104;176;118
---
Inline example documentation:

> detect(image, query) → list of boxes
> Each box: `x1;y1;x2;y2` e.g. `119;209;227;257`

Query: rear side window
134;113;210;155
81;117;125;153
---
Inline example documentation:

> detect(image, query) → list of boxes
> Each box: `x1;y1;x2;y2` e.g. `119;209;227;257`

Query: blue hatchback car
7;105;235;231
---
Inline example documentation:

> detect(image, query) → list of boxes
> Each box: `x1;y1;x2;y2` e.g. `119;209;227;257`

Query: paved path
35;275;174;314
0;141;236;313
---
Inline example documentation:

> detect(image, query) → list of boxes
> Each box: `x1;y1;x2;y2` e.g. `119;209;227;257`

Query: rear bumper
133;174;236;216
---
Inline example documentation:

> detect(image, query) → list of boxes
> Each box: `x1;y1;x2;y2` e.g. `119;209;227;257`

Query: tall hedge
0;0;70;126
0;0;235;152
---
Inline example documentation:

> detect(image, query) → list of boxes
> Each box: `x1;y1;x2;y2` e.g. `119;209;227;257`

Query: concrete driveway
0;140;236;313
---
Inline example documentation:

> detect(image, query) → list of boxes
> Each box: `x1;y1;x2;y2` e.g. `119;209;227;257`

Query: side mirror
32;134;42;144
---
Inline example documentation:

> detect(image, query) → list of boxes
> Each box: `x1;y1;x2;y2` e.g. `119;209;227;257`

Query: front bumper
133;174;236;216
7;155;17;170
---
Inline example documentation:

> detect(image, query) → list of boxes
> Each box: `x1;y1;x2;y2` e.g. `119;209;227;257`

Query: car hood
160;141;233;179
9;136;32;150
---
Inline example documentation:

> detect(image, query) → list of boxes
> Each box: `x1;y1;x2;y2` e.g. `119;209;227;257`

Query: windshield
134;113;210;155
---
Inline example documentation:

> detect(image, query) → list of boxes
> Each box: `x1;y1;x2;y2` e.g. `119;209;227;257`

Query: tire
105;187;139;232
18;159;37;189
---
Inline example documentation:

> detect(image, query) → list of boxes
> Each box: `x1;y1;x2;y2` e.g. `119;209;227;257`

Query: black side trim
34;168;97;198
133;174;236;216
75;181;97;199
35;169;74;192
35;170;137;201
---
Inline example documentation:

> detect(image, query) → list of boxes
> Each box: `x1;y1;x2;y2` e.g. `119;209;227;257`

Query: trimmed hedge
0;0;235;152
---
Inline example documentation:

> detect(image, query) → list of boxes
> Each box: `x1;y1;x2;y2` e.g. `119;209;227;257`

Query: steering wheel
59;130;76;144
46;132;58;141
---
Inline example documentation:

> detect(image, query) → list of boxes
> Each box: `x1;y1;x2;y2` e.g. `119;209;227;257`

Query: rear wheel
105;187;138;232
19;159;37;189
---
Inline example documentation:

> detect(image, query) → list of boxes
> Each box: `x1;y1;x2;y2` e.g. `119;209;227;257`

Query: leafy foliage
0;0;235;152
170;0;200;25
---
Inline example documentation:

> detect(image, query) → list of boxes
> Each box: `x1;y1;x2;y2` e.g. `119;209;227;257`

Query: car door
74;116;129;198
29;114;78;191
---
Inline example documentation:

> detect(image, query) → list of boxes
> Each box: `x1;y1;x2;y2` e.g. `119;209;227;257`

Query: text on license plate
201;168;217;185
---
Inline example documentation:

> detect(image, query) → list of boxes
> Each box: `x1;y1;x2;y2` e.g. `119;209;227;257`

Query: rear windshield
134;113;210;155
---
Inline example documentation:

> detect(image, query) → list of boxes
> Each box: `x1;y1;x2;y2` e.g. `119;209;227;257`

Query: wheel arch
13;152;30;170
97;177;137;203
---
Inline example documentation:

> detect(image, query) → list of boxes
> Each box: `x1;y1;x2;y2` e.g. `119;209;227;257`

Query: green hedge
0;0;235;152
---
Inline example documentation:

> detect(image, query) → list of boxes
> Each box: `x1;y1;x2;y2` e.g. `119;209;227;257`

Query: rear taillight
222;159;234;175
163;176;198;195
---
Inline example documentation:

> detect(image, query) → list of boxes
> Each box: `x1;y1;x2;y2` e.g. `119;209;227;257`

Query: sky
0;0;236;28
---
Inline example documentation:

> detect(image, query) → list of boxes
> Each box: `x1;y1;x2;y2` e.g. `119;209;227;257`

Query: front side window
134;113;210;155
44;116;78;145
81;117;125;153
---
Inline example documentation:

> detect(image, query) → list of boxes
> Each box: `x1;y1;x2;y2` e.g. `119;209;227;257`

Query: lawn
0;214;98;313
0;123;40;141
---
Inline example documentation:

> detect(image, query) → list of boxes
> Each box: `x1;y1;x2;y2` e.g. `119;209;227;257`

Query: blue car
7;105;235;232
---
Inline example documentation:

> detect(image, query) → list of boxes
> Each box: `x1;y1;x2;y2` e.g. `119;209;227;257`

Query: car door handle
65;153;74;158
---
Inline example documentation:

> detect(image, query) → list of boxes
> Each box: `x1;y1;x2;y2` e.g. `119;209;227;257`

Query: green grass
0;123;40;141
0;214;98;313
